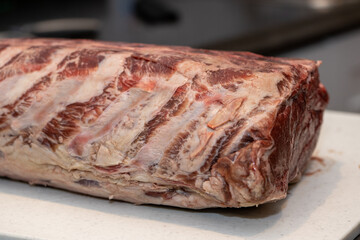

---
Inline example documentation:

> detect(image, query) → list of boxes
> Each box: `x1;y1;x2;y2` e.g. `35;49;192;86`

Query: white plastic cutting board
0;110;359;240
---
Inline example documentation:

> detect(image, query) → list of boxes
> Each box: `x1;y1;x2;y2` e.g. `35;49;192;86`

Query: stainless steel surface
1;0;360;52
21;18;101;35
204;0;360;53
100;0;309;47
275;0;359;9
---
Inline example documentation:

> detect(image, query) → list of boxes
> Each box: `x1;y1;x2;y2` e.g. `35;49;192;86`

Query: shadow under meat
200;198;286;219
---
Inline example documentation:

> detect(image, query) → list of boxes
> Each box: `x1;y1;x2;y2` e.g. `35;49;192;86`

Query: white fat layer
9;53;127;134
0;48;70;107
174;72;284;172
134;101;205;167
72;71;189;161
0;46;28;67
109;72;189;154
70;88;151;158
69;71;189;166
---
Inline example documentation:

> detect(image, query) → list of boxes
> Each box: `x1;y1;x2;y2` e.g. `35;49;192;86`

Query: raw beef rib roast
0;39;328;208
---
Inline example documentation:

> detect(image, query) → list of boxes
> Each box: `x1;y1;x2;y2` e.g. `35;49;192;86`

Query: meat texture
0;39;328;208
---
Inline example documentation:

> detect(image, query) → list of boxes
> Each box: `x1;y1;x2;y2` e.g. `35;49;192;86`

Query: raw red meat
0;39;328;208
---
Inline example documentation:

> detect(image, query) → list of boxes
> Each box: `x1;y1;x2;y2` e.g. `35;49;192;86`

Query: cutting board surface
0;110;359;240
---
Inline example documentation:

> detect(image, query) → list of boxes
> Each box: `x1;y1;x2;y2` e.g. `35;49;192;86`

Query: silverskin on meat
0;39;328;208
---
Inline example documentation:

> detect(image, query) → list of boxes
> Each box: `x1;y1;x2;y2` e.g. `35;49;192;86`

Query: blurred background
0;0;360;113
